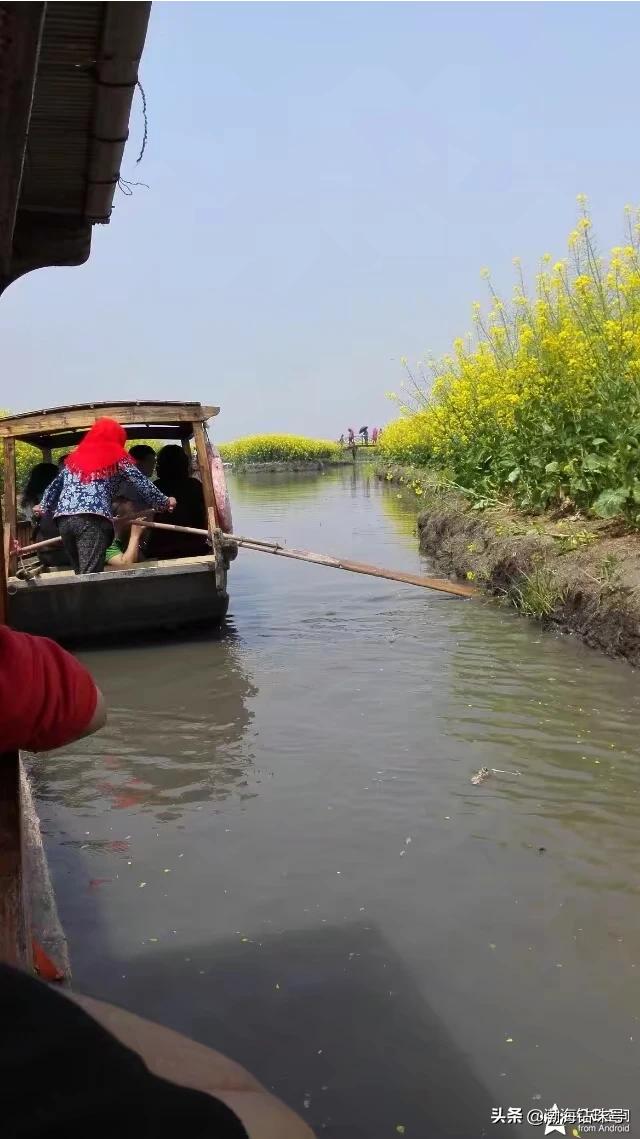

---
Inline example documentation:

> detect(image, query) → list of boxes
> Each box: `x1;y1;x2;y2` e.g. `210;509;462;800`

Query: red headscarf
65;418;134;482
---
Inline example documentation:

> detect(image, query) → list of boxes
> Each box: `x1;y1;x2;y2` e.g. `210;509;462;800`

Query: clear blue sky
2;2;640;441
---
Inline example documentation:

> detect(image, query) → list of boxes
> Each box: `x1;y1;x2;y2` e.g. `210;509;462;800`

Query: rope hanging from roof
135;80;148;164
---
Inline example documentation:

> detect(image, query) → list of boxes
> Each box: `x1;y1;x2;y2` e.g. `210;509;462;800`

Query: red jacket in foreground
0;626;98;752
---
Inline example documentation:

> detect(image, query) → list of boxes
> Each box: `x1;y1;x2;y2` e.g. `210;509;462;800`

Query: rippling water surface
38;467;640;1137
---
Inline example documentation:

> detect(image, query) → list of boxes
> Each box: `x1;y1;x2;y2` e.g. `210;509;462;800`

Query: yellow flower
378;200;640;513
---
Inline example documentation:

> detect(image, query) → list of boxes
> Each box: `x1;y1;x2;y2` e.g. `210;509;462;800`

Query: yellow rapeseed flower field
219;434;341;463
380;200;640;520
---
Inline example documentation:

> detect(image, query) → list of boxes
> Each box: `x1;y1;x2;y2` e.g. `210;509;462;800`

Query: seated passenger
116;444;158;523
104;521;147;570
20;463;70;568
104;504;153;570
145;445;209;560
128;444;156;479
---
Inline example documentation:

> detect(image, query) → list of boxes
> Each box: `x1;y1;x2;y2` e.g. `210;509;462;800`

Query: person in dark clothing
0;964;313;1139
20;463;69;568
146;444;209;560
129;443;157;478
21;463;59;520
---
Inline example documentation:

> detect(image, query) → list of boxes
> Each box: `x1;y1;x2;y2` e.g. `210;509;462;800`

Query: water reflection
32;631;257;819
378;480;423;541
232;469;330;506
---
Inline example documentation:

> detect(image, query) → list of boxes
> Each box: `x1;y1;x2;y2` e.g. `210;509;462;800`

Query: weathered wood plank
193;423;225;590
3;438;17;576
0;494;31;969
0;756;30;967
193;421;219;524
20;762;69;980
0;403;219;437
26;423;195;451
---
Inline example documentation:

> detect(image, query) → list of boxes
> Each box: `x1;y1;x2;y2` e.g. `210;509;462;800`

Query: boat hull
8;556;228;642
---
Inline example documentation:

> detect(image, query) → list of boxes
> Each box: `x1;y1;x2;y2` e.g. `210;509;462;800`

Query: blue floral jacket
40;462;170;521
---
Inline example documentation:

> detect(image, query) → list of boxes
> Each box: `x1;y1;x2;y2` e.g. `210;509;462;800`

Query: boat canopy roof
0;401;219;450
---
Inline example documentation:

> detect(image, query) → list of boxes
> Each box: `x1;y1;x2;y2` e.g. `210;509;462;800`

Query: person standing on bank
35;418;175;575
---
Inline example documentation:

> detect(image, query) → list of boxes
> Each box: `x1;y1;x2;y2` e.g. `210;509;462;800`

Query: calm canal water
36;467;640;1137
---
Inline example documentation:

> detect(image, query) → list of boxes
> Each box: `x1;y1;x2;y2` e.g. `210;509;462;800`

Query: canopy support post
193;421;225;592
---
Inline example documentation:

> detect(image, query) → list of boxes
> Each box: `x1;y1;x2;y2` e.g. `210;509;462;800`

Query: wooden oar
17;521;477;598
228;535;476;597
134;519;477;598
14;535;62;556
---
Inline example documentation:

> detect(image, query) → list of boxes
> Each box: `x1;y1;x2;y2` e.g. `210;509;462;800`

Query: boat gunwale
8;553;229;591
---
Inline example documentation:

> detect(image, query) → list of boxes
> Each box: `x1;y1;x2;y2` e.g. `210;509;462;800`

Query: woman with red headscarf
35;418;176;575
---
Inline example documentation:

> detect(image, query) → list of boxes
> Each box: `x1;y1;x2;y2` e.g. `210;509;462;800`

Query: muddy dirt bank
379;466;640;666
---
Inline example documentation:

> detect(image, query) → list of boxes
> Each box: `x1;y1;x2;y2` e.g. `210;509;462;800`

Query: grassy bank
380;465;640;665
380;199;640;527
218;434;341;466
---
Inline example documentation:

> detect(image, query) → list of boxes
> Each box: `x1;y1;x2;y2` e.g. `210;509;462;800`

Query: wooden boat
1;401;236;642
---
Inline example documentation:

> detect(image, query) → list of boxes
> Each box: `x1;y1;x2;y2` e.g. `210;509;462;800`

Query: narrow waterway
37;467;640;1137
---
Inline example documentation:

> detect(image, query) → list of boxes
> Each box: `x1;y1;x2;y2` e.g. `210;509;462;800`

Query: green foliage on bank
218;434;342;464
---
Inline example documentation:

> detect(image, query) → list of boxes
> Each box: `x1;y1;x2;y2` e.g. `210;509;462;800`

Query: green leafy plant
513;566;565;620
379;199;640;525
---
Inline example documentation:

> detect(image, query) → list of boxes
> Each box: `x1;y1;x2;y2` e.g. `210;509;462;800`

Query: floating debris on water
471;766;522;784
